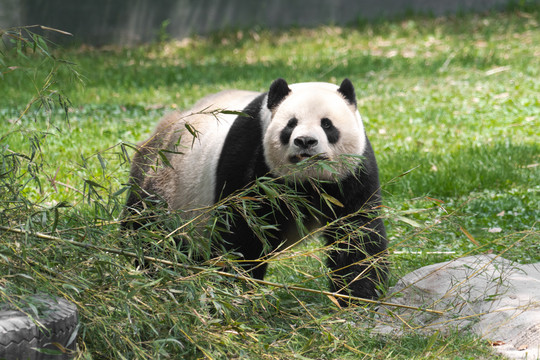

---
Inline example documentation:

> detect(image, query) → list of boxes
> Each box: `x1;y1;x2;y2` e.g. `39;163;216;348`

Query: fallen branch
0;225;444;315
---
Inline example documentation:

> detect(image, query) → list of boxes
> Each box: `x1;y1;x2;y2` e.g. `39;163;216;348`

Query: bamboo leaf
321;193;344;208
84;179;105;189
327;294;342;308
460;226;479;246
220;110;251;117
158;150;174;168
97;153;106;171
396;215;422;228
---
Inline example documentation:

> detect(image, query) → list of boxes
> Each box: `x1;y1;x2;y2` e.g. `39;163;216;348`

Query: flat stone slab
376;255;540;359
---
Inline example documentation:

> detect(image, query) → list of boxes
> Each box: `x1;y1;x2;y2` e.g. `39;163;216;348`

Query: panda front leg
325;216;388;304
219;217;273;280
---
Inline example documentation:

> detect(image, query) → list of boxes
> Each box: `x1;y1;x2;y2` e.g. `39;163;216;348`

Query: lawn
1;6;539;359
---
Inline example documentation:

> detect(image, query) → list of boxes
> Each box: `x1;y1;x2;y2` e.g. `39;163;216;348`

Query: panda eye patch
280;118;298;145
321;118;340;144
321;118;333;129
287;118;298;128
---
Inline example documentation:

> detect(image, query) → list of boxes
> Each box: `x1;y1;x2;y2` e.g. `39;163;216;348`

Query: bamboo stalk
0;225;444;315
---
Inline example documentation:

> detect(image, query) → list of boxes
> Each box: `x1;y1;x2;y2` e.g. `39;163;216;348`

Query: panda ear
337;78;357;107
267;78;291;110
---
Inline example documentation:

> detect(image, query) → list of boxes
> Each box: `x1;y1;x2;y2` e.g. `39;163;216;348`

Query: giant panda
125;78;388;302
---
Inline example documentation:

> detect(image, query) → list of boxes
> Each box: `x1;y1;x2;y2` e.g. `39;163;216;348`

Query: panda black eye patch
279;118;297;144
321;118;333;129
287;118;298;128
321;118;340;144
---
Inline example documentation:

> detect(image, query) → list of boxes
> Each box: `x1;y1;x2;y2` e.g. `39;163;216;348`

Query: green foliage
1;8;538;359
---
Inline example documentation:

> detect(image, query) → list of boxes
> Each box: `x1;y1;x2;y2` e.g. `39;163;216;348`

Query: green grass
1;8;539;359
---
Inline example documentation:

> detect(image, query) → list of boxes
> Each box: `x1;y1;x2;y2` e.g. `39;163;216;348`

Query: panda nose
294;136;318;149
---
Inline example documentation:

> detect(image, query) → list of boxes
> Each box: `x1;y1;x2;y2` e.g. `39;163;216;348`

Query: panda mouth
289;153;328;164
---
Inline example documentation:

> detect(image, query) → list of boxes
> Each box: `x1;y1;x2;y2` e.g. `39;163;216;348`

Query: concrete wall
0;0;528;45
0;0;21;32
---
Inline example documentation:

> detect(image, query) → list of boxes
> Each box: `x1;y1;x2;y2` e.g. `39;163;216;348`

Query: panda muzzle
289;153;328;164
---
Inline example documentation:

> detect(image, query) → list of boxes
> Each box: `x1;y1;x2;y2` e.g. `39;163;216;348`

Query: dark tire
0;295;78;360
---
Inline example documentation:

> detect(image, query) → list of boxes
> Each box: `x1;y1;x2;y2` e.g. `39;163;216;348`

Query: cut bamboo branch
0;225;444;315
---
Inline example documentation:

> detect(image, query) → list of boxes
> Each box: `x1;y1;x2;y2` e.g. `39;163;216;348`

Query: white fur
145;90;259;214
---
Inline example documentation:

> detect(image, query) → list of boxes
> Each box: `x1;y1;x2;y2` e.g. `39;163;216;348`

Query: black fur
215;93;269;198
267;78;291;111
321;118;340;144
279;118;297;145
337;78;357;106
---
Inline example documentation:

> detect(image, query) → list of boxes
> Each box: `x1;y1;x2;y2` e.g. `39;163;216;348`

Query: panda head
263;78;367;181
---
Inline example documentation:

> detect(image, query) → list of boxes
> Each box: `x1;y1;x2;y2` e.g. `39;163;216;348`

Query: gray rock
376;255;540;359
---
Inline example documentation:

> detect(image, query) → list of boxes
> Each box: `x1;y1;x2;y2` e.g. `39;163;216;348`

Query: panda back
154;90;261;213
